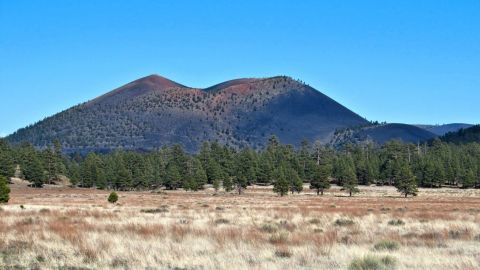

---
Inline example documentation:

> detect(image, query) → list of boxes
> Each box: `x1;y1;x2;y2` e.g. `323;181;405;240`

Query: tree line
0;136;479;199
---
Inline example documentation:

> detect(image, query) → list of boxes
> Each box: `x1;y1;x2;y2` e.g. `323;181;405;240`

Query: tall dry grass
0;185;479;269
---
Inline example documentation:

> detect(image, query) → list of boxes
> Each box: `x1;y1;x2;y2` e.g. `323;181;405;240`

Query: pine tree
192;158;207;190
461;169;475;189
108;192;118;204
213;178;220;192
0;151;14;178
23;153;45;188
310;163;331;195
257;154;274;185
165;163;181;190
207;159;223;185
287;167;303;194
395;164;418;197
43;148;57;185
223;177;233;192
273;165;289;196
343;165;359;197
114;160;132;190
0;175;10;203
433;161;446;188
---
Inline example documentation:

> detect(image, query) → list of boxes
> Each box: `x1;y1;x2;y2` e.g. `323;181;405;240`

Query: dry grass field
1;181;480;270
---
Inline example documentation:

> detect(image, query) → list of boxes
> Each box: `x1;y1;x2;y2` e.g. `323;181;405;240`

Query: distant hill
440;125;480;144
330;123;438;146
6;75;369;152
416;123;473;136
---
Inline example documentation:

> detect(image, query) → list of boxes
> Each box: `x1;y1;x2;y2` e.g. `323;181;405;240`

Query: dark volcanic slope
416;123;473;136
359;124;437;144
6;75;368;152
330;123;438;146
440;125;480;143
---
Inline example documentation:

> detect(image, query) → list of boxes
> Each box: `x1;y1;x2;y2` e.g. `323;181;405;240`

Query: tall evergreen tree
343;165;359;197
165;163;181;190
0;175;10;203
395;163;418;197
310;163;331;195
273;164;289;196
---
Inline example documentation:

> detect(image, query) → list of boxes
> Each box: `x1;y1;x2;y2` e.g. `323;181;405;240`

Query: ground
1;180;480;270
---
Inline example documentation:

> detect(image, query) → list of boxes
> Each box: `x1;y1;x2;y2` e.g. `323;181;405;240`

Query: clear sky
1;0;479;136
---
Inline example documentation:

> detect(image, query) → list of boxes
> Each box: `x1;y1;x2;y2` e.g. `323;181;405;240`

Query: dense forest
1;135;479;198
440;125;480;144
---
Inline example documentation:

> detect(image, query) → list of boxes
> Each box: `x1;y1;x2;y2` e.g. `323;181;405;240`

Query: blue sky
1;0;479;136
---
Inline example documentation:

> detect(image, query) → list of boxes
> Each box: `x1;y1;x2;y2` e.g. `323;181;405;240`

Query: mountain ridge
6;75;368;152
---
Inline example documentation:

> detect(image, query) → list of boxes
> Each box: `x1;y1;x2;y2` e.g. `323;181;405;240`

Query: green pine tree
0;175;10;203
273;165;289;196
395;164;418;197
343;165;359;197
165;163;181;190
310;163;331;195
461;169;475;189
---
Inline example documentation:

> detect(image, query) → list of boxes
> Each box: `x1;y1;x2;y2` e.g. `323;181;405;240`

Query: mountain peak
133;74;186;89
7;74;370;152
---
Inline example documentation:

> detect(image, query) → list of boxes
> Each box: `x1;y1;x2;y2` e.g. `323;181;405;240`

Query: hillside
6;75;369;152
440;125;480;144
416;123;473;136
330;123;438;146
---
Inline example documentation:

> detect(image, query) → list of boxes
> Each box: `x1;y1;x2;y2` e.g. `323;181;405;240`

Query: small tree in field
108;192;118;204
395;164;418;197
310;164;331;195
0;176;10;203
343;166;359;197
273;166;289;196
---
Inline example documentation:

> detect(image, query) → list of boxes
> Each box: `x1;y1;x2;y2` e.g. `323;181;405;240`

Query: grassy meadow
1;182;480;270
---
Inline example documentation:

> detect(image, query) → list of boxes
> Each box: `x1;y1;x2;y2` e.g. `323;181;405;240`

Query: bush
108;192;119;204
260;223;278;233
309;218;321;225
335;218;354;227
214;218;230;225
0;176;10;203
387;219;405;226
373;240;400;251
274;246;292;258
349;255;397;270
474;234;480;242
140;208;168;214
269;232;289;245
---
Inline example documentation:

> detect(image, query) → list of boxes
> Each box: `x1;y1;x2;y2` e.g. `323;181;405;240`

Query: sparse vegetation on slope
6;75;368;152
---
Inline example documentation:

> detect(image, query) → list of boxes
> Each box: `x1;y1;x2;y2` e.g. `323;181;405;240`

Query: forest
1;136;479;197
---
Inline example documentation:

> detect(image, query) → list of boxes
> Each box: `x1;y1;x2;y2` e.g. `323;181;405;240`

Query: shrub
260;223;278;233
39;208;50;214
309;218;321;225
140;208;168;214
335;218;354;227
387;219;405;226
108;192;119;204
474;234;480;242
274;246;292;258
214;218;230;225
373;240;400;251
269;231;289;245
0;176;10;203
349;255;397;270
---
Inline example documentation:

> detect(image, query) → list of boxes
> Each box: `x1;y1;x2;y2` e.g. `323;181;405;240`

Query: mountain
6;75;369;152
440;125;480;144
416;123;473;136
330;123;438;146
